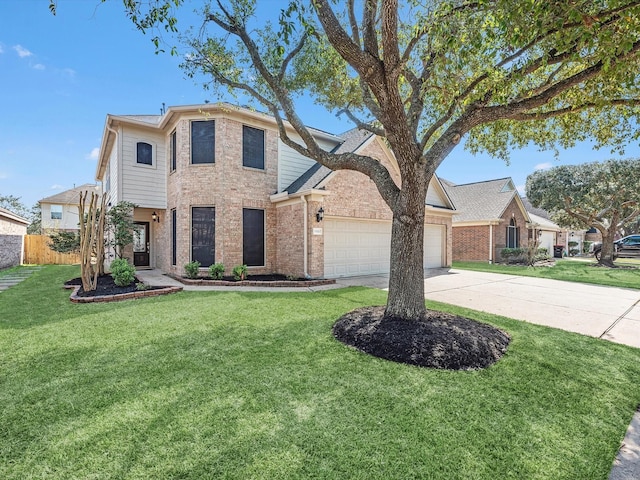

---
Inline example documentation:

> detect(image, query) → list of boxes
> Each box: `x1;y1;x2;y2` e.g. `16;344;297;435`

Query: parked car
592;234;640;261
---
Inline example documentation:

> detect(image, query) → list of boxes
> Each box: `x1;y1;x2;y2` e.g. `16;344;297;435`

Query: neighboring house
0;207;29;269
39;184;101;232
441;178;532;263
520;197;567;255
95;103;455;278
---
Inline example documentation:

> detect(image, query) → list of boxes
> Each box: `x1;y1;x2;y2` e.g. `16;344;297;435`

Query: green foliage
232;264;248;281
136;281;150;291
107;201;138;259
500;247;524;260
184;261;201;279
208;263;225;279
0;194;30;219
47;231;80;254
109;258;136;287
583;241;593;253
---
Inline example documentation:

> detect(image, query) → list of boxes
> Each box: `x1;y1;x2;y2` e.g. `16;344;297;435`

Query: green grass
453;258;640;289
1;265;640;479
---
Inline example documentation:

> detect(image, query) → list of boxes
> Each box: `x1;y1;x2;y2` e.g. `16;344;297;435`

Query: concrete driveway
338;268;640;349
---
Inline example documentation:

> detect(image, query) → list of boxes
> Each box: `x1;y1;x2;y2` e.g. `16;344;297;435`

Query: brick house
441;178;533;262
0;207;29;269
95;103;454;278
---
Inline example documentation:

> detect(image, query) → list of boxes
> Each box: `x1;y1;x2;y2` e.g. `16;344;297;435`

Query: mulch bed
333;306;511;371
173;273;335;287
64;275;182;303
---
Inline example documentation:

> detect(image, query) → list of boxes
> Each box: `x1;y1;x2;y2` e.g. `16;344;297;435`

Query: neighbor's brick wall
0;235;23;270
162;115;279;276
495;198;529;256
452;225;491;262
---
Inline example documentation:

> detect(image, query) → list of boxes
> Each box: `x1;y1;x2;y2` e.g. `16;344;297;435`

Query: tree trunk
598;228;617;267
384;175;430;320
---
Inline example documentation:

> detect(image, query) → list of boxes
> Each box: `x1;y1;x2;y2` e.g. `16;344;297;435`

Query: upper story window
242;125;265;170
50;205;63;220
136;142;153;165
170;130;177;172
191;120;215;164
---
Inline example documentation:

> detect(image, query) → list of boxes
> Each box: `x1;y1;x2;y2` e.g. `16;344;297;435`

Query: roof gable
39;184;100;204
441;177;528;223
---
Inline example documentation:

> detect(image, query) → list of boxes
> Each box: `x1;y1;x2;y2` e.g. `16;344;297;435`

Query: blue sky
1;0;638;210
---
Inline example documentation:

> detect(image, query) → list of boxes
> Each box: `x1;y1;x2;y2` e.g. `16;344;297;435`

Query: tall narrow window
191;120;215;164
192;207;215;267
242;125;265;170
171;208;177;266
243;208;265;267
506;218;519;248
170;130;177;172
136;142;153;165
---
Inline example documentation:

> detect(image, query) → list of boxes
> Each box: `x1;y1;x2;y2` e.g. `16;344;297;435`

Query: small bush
232;264;248;281
501;247;524;260
184;261;201;279
110;258;136;287
136;282;150;291
583;241;593;253
209;263;225;280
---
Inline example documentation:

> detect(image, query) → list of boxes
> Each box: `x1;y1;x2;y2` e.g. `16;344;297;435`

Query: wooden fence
23;235;81;265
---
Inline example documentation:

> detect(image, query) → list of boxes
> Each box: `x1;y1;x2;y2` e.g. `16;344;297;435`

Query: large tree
53;0;640;321
526;159;640;267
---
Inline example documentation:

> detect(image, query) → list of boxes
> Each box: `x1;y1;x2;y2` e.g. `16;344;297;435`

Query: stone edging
170;274;336;288
66;285;183;303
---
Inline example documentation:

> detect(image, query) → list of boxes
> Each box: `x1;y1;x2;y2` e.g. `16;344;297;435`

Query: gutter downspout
301;194;309;278
489;224;493;264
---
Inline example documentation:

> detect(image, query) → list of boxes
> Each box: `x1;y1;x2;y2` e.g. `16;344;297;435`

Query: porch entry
133;222;150;267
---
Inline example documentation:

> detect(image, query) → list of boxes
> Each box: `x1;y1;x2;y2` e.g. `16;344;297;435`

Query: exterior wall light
152;211;160;223
316;207;324;223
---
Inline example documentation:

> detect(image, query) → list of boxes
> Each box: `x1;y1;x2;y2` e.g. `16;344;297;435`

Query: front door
133;222;150;267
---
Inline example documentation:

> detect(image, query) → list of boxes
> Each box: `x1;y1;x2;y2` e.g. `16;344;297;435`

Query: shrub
110;258;136;287
208;263;225;280
48;231;80;254
501;247;524;260
583;241;593;253
184;261;201;279
232;264;248;281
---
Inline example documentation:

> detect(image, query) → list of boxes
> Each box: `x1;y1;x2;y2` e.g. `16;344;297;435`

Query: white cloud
33;63;45;70
86;147;100;160
50;184;64;190
534;162;552;171
13;45;33;58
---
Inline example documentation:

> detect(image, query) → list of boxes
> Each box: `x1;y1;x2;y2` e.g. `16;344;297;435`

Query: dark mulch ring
333;306;511;371
65;275;164;297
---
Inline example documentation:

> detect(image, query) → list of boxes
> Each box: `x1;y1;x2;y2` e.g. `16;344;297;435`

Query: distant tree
51;1;640;325
27;203;42;234
526;159;640;267
48;231;80;254
107;201;138;258
0;194;30;219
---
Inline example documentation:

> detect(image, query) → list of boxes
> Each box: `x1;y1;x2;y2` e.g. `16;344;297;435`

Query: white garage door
323;218;444;278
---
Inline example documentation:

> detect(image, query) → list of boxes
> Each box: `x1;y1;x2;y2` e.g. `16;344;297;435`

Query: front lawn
1;265;639;479
453;258;640;289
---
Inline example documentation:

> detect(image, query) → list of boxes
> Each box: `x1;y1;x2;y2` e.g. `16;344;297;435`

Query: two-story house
39;184;101;233
95;103;454;279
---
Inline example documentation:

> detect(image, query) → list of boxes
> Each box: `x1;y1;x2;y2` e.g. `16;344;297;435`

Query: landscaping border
170;274;336;288
66;285;183;303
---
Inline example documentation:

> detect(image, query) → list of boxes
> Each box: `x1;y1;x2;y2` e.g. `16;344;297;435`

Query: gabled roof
521;196;551;220
0;206;29;225
39;184;100;204
441;177;529;223
284;128;375;194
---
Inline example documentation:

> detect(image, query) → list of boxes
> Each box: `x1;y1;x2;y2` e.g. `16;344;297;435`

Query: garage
323;217;444;278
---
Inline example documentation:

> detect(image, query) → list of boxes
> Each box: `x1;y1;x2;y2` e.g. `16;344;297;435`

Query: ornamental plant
110;258;136;287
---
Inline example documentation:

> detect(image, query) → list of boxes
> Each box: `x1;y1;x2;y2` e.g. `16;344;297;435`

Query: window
191;207;215;267
506;218;519;248
171;209;177;266
136;142;153;165
243;208;265;267
191;120;215;164
50;205;62;220
242;125;265;169
170;130;177;172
